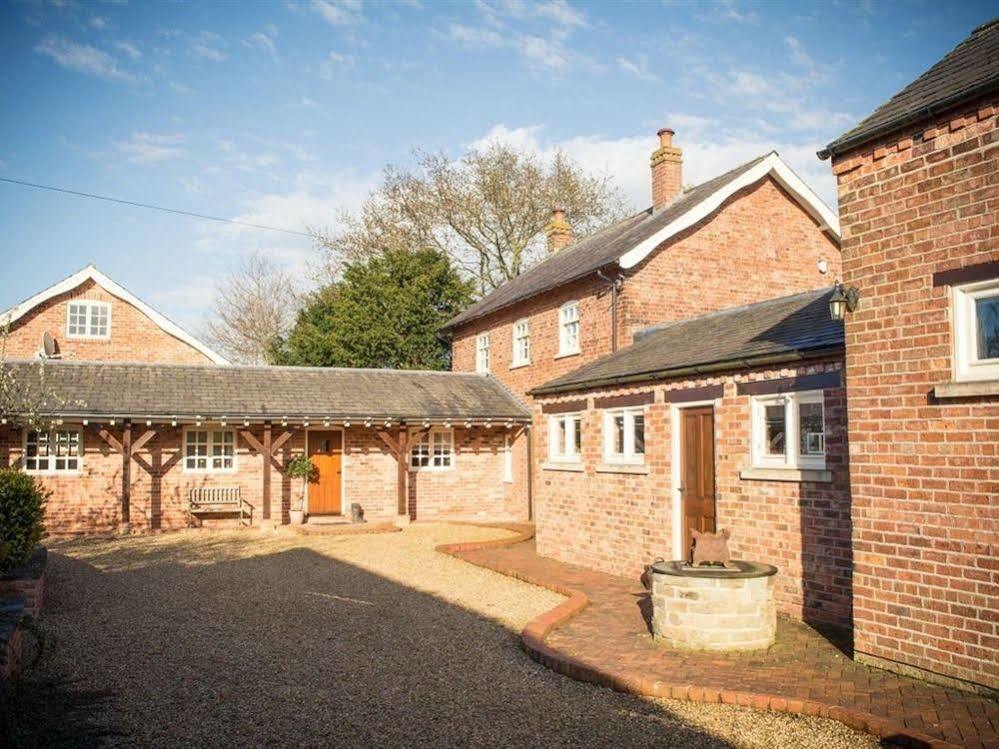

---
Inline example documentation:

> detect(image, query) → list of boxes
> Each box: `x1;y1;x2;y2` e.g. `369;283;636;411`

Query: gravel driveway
13;524;876;748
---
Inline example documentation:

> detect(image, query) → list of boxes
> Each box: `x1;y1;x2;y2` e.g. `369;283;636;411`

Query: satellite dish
41;331;60;359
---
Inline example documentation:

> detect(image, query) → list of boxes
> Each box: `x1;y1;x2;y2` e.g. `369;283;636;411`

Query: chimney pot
651;126;683;210
546;207;573;253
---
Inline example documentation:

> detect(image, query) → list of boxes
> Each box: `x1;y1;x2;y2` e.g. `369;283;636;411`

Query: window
24;429;82;473
410;429;454;470
558;301;580;356
751;391;825;470
603;408;645;463
548;413;582;462
952;278;999;382
184;430;236;472
66;301;110;339
512;319;531;366
476;333;491;373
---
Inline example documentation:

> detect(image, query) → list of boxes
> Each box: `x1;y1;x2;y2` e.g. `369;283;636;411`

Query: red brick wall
533;359;852;628
3;279;214;365
0;424;523;534
831;96;999;690
619;177;840;341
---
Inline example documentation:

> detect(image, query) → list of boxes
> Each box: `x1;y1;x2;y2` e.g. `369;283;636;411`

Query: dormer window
67;301;110;339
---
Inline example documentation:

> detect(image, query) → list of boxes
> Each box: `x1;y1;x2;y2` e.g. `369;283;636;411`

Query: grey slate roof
443;153;773;330
821;18;999;159
3;361;530;422
530;288;844;396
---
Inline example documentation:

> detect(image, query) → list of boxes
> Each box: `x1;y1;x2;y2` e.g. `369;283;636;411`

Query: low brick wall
0;546;48;679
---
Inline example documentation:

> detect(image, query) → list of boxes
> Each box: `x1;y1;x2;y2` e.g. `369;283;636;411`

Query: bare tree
204;253;300;365
316;143;626;295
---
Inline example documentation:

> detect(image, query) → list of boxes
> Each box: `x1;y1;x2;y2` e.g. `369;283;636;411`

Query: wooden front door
681;406;716;558
308;431;343;515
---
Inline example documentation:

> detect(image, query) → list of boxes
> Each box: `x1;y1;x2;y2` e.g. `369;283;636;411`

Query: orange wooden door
308;431;343;515
681;407;716;558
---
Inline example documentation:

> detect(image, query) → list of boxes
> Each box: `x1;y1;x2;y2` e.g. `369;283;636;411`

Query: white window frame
547;413;582;463
476;332;491;374
952;278;999;382
751;390;825;470
183;428;237;473
558;301;580;356
512;318;531;367
602;407;646;464
66;300;111;339
409;428;454;471
22;427;83;474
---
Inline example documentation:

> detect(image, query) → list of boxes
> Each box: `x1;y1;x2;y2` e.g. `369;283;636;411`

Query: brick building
818;20;998;693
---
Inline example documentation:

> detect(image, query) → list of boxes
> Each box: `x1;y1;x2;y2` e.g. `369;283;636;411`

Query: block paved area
449;529;999;749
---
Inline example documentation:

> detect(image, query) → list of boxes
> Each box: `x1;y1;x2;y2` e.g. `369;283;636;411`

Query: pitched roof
0;265;230;365
443;152;840;331
530;288;843;396
821;18;999;159
2;360;530;422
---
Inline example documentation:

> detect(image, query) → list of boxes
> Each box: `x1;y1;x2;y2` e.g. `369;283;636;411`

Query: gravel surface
17;524;877;748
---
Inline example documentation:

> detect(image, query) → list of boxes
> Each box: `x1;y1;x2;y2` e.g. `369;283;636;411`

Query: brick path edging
437;524;959;749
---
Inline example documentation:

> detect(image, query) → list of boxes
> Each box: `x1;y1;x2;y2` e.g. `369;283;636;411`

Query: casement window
512;319;531;366
24;429;82;473
476;333;491;373
558;301;580;356
952;278;999;382
503;433;513;483
184;429;236;472
66;301;110;339
603;408;646;464
410;429;454;470
751;391;825;470
548;413;582;462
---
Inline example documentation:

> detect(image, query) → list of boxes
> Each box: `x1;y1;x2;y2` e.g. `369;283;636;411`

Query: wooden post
262;421;272;521
397;427;409;518
121;420;132;532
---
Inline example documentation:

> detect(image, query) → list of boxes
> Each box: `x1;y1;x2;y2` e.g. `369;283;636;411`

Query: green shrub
0;469;47;572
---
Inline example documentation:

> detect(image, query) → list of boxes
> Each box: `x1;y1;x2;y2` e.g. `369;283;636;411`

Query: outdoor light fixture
244;419;250;427
829;282;860;321
109;419;116;426
171;419;178;427
82;419;89;426
343;420;351;428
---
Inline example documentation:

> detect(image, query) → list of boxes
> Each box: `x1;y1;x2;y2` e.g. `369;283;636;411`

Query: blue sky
0;0;993;331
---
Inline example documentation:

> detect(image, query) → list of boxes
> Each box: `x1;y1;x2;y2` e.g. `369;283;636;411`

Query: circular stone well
649;560;778;651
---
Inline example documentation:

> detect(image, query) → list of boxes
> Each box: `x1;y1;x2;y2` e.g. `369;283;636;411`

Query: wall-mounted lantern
829;283;860;320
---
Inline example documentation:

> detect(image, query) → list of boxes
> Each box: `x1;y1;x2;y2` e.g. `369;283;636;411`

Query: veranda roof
2;360;530;424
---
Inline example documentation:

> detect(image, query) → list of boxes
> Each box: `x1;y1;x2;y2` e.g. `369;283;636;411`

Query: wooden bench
188;487;250;527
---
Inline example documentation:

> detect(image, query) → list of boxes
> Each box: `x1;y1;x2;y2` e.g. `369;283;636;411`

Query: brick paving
442;525;998;749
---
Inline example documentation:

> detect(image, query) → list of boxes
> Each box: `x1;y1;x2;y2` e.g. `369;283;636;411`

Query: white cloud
617;54;659;82
447;23;504;47
319;51;357;78
785;36;813;67
114;39;141;60
89;16;107;29
311;0;363;27
115;132;188;164
170;81;193;94
34;35;136;82
189;31;227;62
243;27;279;60
299;96;319;109
694;0;759;25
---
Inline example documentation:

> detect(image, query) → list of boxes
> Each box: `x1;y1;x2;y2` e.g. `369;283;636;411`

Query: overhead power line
0;176;313;238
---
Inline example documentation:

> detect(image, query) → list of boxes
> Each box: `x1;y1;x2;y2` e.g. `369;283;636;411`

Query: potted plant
286;455;314;525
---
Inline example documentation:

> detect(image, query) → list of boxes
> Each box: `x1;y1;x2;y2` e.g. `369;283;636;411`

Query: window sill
509;362;531;370
596;462;649;475
554;350;580;360
542;461;584;472
934;380;999;398
740;466;832;483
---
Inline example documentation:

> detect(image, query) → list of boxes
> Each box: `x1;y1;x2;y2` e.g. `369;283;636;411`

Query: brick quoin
831;96;999;692
533;359;852;629
3;278;213;365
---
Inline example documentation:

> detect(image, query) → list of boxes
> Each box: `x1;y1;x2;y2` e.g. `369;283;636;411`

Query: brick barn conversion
1;21;996;697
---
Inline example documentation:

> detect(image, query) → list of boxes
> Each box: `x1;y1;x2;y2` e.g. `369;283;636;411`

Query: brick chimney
546;208;573;253
650;127;683;210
